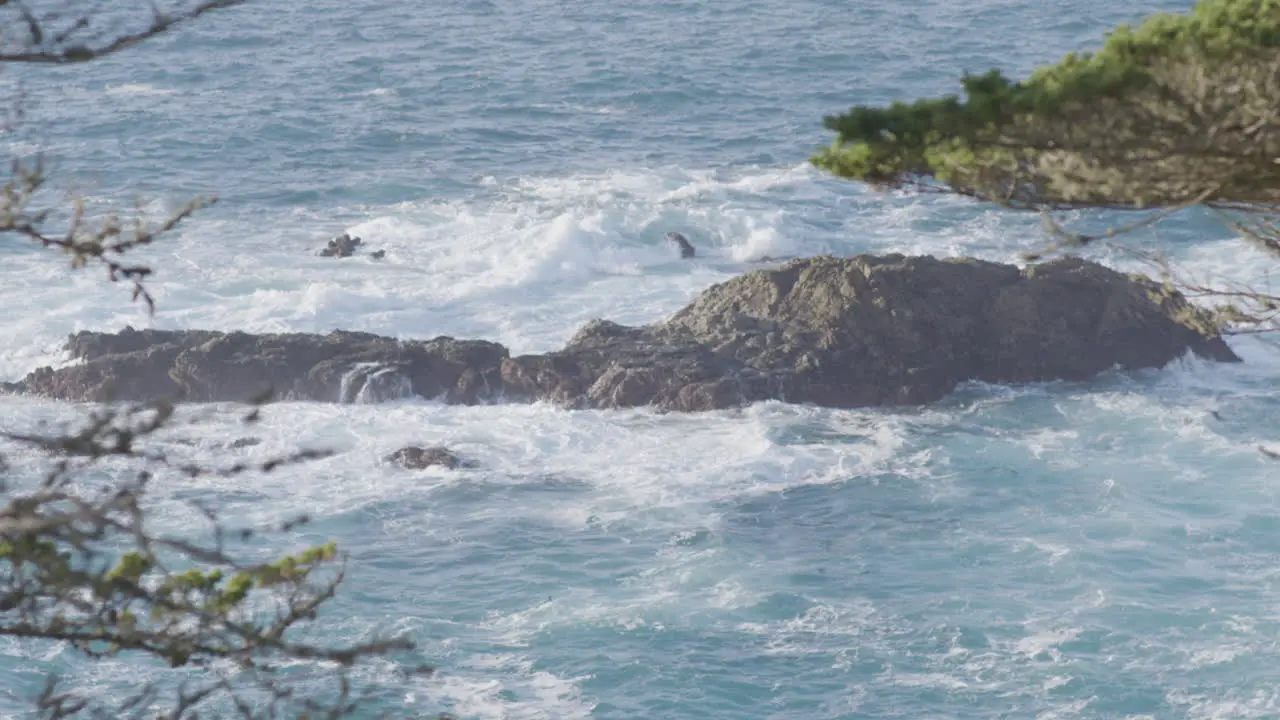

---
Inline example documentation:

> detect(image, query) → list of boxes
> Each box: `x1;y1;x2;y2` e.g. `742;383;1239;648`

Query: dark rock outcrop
388;446;469;470
318;233;385;259
319;233;362;258
6;254;1240;411
667;231;696;259
14;326;509;405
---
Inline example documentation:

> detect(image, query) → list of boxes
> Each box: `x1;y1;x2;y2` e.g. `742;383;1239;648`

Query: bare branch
0;1;245;64
2;399;425;717
0;3;462;716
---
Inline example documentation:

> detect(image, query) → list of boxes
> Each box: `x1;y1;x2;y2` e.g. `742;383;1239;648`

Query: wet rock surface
318;233;384;259
666;231;696;259
9;254;1240;411
318;233;363;258
387;446;470;470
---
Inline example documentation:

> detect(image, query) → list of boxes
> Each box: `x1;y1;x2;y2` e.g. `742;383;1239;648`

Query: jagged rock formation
667;231;696;259
318;233;363;258
3;254;1240;411
387;446;470;470
318;232;384;259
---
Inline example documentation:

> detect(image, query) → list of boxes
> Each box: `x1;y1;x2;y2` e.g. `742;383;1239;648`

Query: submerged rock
8;254;1240;411
666;231;696;259
388;445;469;470
319;233;362;258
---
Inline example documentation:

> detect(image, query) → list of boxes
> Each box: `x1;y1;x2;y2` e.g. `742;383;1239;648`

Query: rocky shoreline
2;254;1240;411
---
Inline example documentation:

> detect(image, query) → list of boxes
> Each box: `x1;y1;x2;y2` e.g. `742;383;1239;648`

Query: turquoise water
3;0;1280;717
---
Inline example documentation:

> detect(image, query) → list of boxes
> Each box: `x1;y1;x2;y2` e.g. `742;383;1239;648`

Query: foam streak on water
2;0;1279;717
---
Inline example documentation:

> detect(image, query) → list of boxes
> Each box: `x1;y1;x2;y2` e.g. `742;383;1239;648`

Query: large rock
12;326;508;405
5;255;1240;411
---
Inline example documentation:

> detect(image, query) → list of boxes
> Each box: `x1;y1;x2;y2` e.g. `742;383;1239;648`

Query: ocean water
2;0;1280;717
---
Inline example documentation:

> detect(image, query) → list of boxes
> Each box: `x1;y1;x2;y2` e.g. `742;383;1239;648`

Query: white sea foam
3;161;1280;720
3;161;1270;377
0;163;871;371
1167;689;1280;720
104;83;177;96
425;655;596;720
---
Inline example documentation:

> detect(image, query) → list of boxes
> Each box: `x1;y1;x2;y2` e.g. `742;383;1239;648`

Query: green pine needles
813;0;1280;223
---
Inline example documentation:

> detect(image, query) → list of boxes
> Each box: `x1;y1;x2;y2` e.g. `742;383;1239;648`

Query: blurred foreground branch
0;1;245;313
1;396;432;718
0;2;451;716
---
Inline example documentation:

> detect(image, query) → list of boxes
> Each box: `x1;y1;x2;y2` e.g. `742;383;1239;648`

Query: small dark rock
370;250;386;260
319;233;363;258
666;231;696;259
387;445;470;470
229;437;261;449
